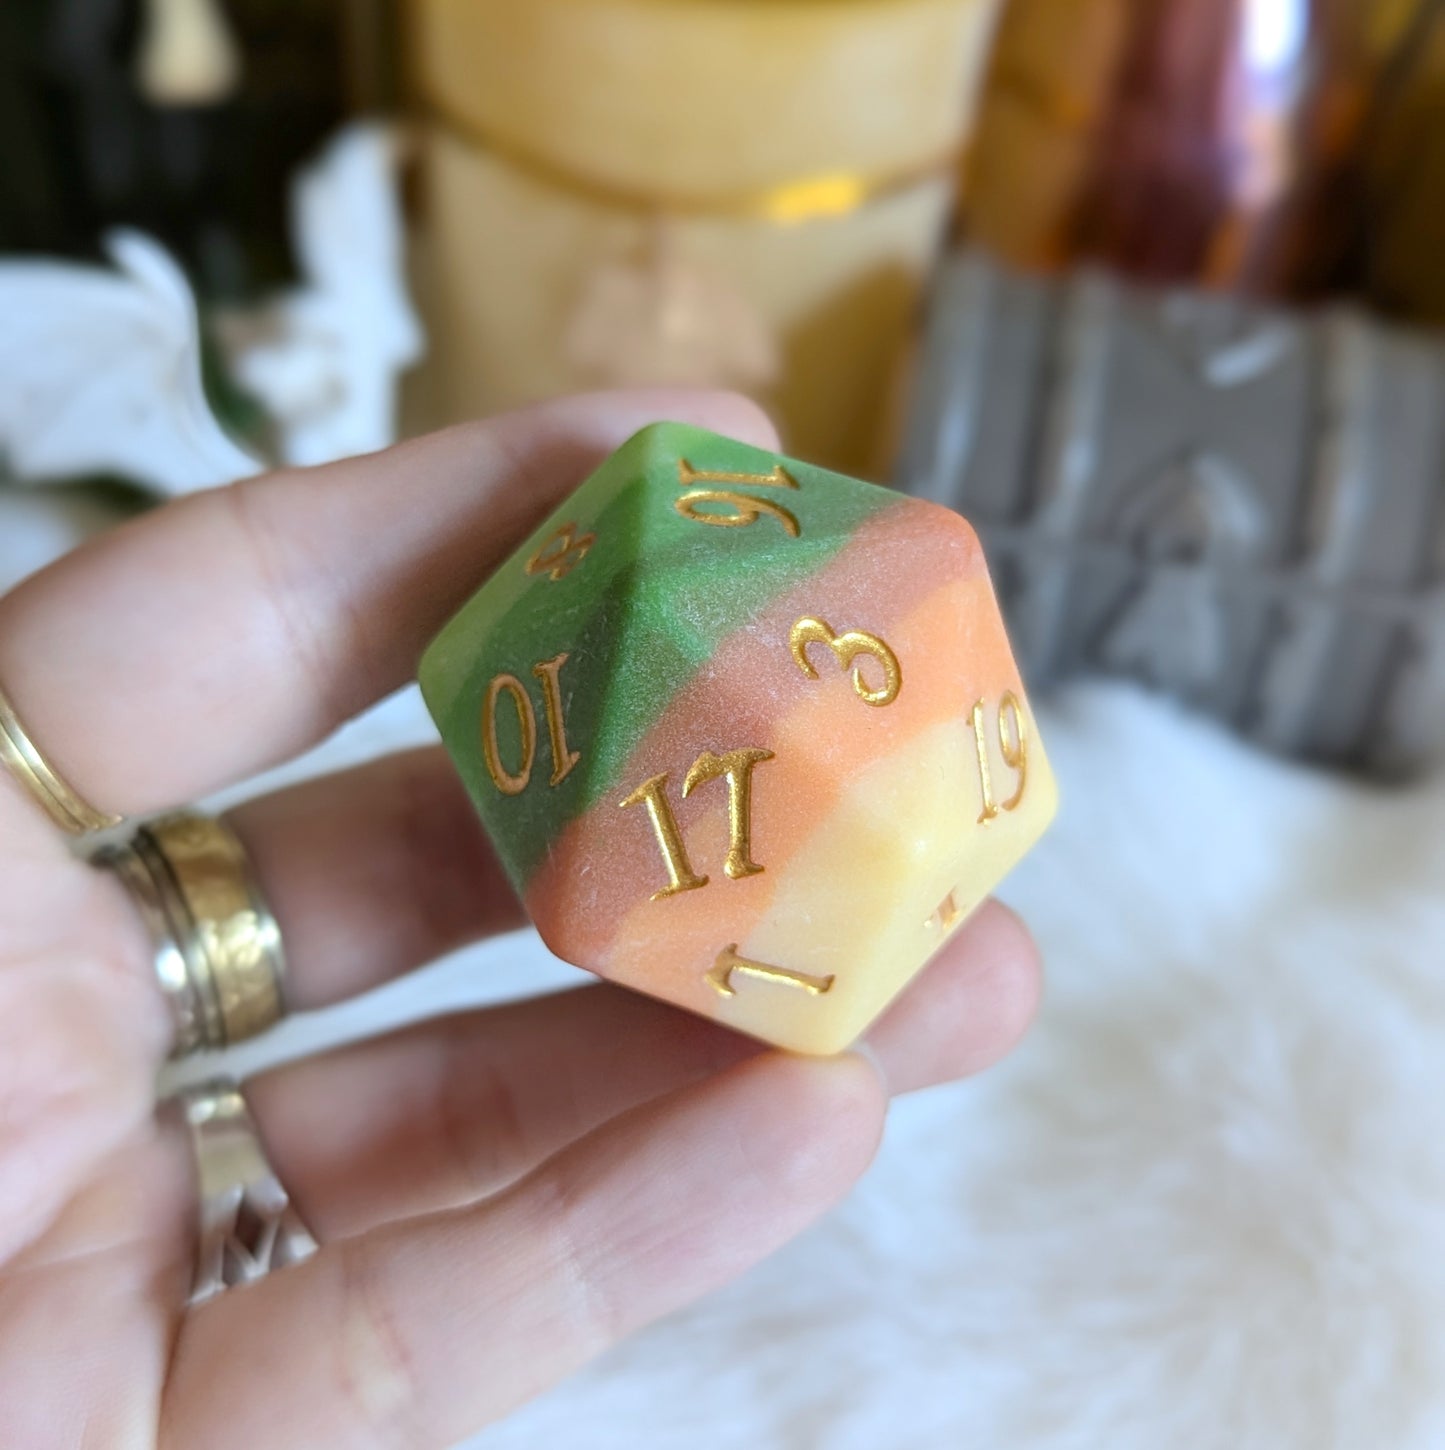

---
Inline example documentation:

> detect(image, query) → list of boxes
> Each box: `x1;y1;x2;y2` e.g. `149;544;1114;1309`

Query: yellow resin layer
597;711;1056;1055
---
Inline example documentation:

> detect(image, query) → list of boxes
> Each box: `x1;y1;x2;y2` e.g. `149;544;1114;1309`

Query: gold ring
95;812;286;1057
0;684;122;835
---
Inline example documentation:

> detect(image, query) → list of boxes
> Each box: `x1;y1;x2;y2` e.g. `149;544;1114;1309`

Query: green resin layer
418;422;899;890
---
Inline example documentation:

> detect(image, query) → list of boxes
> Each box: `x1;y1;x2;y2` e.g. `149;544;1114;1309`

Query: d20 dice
420;423;1057;1055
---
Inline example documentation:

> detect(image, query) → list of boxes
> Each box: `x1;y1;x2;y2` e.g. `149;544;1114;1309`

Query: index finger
0;391;778;821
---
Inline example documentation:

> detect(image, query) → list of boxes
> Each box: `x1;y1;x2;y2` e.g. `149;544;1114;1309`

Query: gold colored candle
964;0;1319;293
1346;0;1445;325
961;0;1445;318
405;0;1002;476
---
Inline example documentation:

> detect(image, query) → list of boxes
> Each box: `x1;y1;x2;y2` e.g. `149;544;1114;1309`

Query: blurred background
6;0;1444;775
5;3;1445;1448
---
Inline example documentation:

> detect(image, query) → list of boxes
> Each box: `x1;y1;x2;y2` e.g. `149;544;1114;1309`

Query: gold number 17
619;747;775;900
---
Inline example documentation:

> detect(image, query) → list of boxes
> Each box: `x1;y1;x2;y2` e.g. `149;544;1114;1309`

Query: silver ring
181;1079;317;1305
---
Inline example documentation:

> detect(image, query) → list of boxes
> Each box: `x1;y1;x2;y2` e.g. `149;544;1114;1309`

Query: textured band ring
0;684;122;835
95;811;286;1057
181;1079;317;1305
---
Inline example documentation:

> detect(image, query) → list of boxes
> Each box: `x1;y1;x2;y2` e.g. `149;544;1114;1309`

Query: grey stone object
897;250;1445;776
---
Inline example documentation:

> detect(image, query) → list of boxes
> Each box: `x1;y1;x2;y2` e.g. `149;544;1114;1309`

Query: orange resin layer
525;501;1027;1037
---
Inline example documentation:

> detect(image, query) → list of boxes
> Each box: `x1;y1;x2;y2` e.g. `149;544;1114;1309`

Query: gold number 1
532;653;581;786
677;461;799;491
616;772;707;897
682;748;773;881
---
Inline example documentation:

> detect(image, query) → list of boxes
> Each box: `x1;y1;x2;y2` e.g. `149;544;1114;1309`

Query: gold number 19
971;691;1028;824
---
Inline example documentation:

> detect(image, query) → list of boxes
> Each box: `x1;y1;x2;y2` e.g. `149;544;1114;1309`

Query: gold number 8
525;522;595;582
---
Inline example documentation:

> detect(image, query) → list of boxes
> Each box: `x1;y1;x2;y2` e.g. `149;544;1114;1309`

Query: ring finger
224;747;523;1012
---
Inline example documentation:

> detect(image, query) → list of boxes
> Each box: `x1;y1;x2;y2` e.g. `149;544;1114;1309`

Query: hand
0;392;1040;1449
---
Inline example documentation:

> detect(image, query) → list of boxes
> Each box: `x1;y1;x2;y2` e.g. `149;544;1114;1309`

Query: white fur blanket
6;498;1443;1450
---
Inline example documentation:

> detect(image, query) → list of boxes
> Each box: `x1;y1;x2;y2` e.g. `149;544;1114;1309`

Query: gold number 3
788;617;902;707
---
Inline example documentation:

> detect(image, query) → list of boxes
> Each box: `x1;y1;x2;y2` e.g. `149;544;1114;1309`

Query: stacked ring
95;813;287;1058
0;680;308;1298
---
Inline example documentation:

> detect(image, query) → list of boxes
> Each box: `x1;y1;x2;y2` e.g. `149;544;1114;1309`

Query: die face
420;423;893;895
420;423;1057;1055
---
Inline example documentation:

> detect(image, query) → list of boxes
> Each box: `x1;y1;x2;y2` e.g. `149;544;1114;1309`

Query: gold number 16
674;459;801;537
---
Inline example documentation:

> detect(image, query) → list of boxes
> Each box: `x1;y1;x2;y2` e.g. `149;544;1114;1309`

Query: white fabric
224;125;424;468
455;687;1445;1450
6;507;1443;1449
0;123;420;499
0;232;260;493
207;676;1445;1450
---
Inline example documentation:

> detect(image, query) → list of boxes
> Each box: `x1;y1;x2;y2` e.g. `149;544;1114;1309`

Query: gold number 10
482;652;581;795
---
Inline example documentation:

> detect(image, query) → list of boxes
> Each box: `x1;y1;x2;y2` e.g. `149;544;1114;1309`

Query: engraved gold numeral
482;674;536;796
620;746;775;900
675;458;801;537
617;772;707;898
705;944;835;998
789;617;902;707
675;490;801;536
532;652;581;786
998;692;1028;809
525;522;595;582
482;652;581;795
678;461;799;491
682;748;773;880
972;690;1028;824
